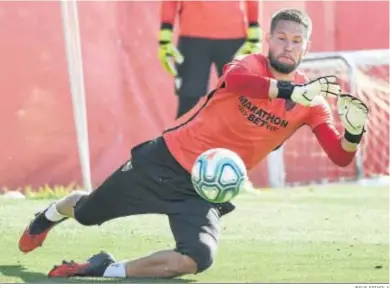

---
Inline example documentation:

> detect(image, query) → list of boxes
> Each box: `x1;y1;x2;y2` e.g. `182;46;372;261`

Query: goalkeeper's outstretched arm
222;55;340;105
310;94;368;167
313;124;358;167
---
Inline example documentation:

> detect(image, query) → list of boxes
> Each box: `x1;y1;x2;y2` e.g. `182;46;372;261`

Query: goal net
279;49;389;186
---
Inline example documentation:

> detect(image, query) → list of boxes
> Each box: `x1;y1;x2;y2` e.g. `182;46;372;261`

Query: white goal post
60;0;92;192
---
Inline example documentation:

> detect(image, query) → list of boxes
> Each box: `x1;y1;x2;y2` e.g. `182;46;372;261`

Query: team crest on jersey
121;160;133;172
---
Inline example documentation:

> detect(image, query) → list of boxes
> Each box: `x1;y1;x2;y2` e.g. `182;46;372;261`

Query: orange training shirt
160;1;259;39
163;54;333;173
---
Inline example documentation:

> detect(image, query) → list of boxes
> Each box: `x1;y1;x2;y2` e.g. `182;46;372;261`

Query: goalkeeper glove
234;24;262;58
158;25;184;77
337;94;369;143
277;76;341;106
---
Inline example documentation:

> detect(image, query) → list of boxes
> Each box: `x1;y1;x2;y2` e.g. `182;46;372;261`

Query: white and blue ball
191;148;247;203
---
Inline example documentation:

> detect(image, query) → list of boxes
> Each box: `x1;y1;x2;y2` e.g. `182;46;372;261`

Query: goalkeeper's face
267;20;310;74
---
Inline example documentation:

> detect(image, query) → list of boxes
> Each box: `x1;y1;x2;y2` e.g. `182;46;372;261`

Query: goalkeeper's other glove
158;24;184;77
337;94;369;143
234;23;262;58
277;76;341;106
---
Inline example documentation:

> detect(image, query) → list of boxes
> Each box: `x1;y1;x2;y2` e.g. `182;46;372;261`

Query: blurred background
0;1;388;193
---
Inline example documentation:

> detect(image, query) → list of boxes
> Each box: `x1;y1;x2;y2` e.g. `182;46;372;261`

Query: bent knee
193;242;215;273
74;210;98;226
73;195;101;226
68;191;89;206
177;240;216;274
165;253;198;277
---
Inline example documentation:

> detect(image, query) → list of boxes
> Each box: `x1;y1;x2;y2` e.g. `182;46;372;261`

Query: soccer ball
191;148;248;203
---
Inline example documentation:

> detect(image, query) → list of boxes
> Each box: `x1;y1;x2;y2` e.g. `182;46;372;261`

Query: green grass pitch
0;185;388;283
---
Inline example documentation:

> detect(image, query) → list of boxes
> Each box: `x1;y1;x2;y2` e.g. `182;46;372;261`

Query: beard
268;51;301;74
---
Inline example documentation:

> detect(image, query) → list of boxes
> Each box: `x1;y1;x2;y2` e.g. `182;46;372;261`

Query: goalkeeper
158;0;262;118
19;9;368;280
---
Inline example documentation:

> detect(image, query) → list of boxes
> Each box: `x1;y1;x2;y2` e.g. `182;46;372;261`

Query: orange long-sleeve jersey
163;54;357;174
160;1;259;39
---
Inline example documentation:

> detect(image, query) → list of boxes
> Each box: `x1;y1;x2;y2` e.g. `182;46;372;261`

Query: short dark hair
270;9;312;38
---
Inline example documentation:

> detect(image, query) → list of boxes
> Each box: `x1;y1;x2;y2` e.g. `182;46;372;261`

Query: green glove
234;24;262;58
158;25;184;77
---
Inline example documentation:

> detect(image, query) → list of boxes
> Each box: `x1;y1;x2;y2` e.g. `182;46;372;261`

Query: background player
19;9;368;279
158;0;262;118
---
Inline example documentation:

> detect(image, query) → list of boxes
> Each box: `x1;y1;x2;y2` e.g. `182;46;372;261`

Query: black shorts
73;137;220;272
